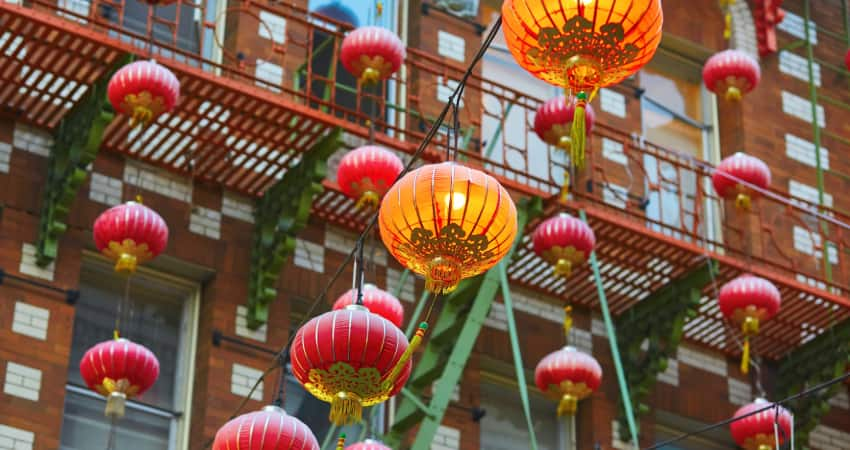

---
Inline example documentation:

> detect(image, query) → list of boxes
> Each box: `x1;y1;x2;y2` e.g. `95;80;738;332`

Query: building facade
0;0;849;449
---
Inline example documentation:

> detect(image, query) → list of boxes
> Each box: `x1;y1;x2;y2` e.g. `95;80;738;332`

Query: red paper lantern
340;27;405;84
93;201;169;274
703;49;761;101
534;96;596;150
290;305;417;425
346;439;392;450
718;274;781;374
212;405;320;450
333;284;405;328
729;398;793;450
535;346;602;416
712;152;771;212
79;338;160;418
845;49;850;72
337;146;404;210
532;213;596;277
108;60;180;128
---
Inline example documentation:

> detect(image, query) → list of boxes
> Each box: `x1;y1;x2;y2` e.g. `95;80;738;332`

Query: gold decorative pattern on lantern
122;92;168;128
543;380;593;417
102;239;154;274
355;55;393;84
742;434;778;450
540;246;588;277
305;362;393;412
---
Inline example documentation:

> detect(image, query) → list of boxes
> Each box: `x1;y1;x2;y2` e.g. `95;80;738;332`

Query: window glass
479;381;561;450
60;259;197;450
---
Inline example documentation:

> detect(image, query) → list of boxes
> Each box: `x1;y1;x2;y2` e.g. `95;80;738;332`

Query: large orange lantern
378;162;518;294
502;0;663;172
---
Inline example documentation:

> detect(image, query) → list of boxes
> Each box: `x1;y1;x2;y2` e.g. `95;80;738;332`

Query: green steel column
499;263;540;450
579;209;639;448
803;0;833;282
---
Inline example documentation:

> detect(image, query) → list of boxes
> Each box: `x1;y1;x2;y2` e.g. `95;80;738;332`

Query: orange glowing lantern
502;0;663;172
378;162;518;294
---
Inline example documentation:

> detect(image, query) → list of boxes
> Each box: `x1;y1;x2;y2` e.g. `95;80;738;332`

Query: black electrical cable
198;15;505;450
645;370;850;449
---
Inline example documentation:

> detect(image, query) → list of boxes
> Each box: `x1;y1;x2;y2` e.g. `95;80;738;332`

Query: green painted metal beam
614;260;716;440
246;128;343;328
776;320;850;449
579;209;639;448
35;54;133;267
382;196;543;449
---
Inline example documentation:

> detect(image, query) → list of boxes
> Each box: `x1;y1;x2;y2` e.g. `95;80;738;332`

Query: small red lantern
340;26;405;84
845;49;850;72
333;284;405;328
533;96;596;150
729;398;793;450
107;60;180;128
212;405;320;450
718;274;781;374
535;346;602;416
346;439;392;450
532;213;596;277
290;305;422;425
93;200;169;274
79;338;160;418
712;152;771;212
337;146;404;210
703;49;761;102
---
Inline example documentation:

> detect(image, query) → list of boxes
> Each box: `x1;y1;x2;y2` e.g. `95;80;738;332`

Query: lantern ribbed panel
378;162;518;293
333;284;405;328
340;27;406;82
501;0;663;89
107;60;180;117
703;49;761;99
712;152;771;199
729;399;792;450
93;201;169;273
532;213;596;261
534;346;602;395
212;406;320;450
336;146;404;207
79;339;160;398
289;307;412;402
346;439;393;450
533;97;596;146
718;275;782;323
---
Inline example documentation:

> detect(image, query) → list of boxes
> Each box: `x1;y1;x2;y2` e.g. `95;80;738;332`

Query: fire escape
1;0;848;447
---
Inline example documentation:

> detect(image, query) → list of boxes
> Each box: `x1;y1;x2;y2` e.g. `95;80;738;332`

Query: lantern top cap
262;405;286;414
562;345;578;352
344;304;370;313
752;397;769;405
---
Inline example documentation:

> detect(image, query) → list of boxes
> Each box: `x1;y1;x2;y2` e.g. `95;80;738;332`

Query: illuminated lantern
502;0;663;170
535;346;602;416
703;49;761;102
346;439;393;450
93;201;169;274
533;96;596;150
337;145;404;210
729;399;793;450
107;60;180;128
290;305;425;425
718;275;781;374
712;152;771;212
379;162;518;294
340;26;406;84
333;284;405;328
532;213;596;277
212;405;320;450
79;338;159;418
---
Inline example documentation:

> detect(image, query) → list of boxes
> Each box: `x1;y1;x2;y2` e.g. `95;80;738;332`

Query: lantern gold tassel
336;433;346;450
740;316;759;375
563;306;573;339
330;391;363;426
115;253;138;274
560;172;570;202
105;391;127;418
384;323;428;389
557;393;578;417
570;92;588;171
355;191;381;210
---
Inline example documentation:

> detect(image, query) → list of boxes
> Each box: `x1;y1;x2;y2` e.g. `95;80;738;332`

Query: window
639;48;718;241
97;0;202;56
479;381;564;450
59;257;199;450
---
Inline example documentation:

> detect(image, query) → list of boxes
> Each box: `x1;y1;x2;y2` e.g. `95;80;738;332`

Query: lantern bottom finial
735;193;752;212
425;256;461;294
554;259;573;277
130;106;154;128
360;67;381;85
330;391;363;426
115;253;138;274
725;86;743;102
557;393;578;417
355;191;381;210
105;391;127;418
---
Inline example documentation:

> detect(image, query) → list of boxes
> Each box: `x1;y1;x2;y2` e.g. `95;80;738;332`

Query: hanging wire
272;349;289;407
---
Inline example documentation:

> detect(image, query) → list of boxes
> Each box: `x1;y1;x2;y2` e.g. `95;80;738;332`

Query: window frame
61;252;201;450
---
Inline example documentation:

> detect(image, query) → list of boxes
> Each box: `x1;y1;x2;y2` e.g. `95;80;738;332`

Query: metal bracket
35;53;133;267
245;128;342;329
613;260;717;441
776;320;850;449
